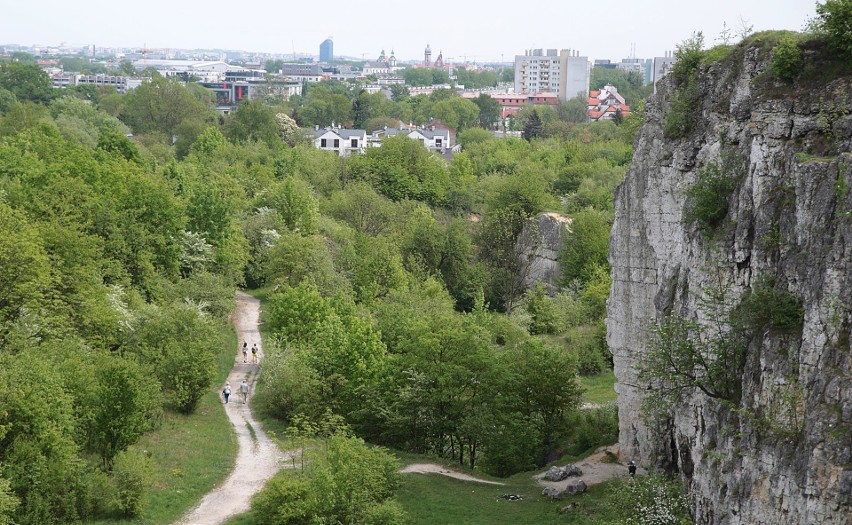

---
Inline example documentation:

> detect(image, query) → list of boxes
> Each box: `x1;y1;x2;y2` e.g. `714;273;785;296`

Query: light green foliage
0;359;93;525
260;176;319;234
0;62;55;104
402;67;450;86
0;203;52;345
224;99;282;148
111;448;152;517
771;36;803;81
683;163;736;235
561;208;612;283
299;84;353;127
91;358;151;466
431;96;480;131
348;134;451;205
671;32;706;86
252;432;405;525
0;477;19;525
457;127;492;148
524;282;562;334
120;77;214;137
131;303;220;413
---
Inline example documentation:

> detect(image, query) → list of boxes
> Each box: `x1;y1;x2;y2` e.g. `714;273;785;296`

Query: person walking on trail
242;341;248;363
251;343;259;364
222;382;231;404
240;379;249;404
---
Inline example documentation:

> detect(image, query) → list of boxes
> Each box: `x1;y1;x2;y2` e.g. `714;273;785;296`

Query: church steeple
425;44;432;67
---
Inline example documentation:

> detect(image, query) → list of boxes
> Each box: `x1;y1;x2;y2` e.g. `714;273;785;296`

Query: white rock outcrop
608;44;851;524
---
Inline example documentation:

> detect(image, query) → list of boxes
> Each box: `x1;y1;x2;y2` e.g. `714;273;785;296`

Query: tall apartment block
320;38;334;62
514;49;591;101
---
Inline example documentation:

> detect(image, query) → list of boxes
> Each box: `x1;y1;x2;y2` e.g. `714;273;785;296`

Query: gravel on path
175;292;288;525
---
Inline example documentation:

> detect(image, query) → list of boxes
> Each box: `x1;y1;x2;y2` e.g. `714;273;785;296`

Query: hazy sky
2;0;816;62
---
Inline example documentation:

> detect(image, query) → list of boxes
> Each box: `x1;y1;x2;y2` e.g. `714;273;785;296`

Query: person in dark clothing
628;460;637;477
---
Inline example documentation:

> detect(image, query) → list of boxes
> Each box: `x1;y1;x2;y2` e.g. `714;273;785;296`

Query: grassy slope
89;324;239;525
579;370;617;405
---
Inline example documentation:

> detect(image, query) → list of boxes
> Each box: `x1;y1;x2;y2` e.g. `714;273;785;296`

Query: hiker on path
628;460;637;478
251;343;259;364
240;379;249;404
242;341;248;363
222;382;231;404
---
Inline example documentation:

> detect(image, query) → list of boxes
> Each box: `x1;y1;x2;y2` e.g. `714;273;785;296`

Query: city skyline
3;0;816;63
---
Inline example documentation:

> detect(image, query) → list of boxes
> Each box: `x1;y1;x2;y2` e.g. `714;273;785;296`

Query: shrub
664;81;699;139
771;36;803;81
735;282;804;333
563;404;619;455
112;449;152;518
683;163;735;235
608;474;691;525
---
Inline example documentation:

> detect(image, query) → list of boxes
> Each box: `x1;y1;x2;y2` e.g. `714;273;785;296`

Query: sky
1;0;817;63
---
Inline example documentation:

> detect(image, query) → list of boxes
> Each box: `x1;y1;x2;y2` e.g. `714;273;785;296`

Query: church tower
425;44;432;67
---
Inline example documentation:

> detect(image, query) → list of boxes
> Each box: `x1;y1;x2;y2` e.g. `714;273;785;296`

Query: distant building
376;125;451;153
320;38;334;62
363;49;403;76
282;63;325;83
314;126;367;156
587;84;631;122
514;49;590;102
51;73;143;93
425;44;432;67
462;91;558;120
652;51;676;92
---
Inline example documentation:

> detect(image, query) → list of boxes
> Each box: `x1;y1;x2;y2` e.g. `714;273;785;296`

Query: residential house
587;84;631;122
373;125;451;153
313;127;367;156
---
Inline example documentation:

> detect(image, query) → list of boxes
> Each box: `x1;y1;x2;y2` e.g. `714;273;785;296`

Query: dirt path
400;464;505;485
534;444;645;490
175;291;287;525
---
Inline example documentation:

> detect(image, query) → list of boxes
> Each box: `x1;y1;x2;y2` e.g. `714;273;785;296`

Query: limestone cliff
607;41;851;524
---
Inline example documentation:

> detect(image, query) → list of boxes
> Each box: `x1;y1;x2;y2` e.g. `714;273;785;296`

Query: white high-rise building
514;48;591;101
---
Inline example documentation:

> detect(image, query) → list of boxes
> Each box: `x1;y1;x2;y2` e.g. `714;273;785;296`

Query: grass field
580;370;617;405
89;324;239;525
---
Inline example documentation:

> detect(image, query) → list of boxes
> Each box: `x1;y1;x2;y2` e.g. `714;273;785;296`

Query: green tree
472;93;500;128
0;62;55;104
813;0;852;57
224;98;281;147
522;108;543;141
560;207;612;283
91;358;150;466
120;76;214;137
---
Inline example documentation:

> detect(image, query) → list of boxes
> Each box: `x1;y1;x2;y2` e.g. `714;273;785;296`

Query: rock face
517;212;571;293
607;43;851;524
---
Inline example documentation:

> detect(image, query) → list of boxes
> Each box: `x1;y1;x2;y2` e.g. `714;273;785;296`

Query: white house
313;127;367;157
373;126;451;153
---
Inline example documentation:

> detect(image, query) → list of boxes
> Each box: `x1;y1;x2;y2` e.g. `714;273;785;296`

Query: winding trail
176;291;287;525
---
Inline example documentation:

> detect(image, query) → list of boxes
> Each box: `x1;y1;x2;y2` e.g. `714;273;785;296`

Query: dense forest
0;56;640;524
